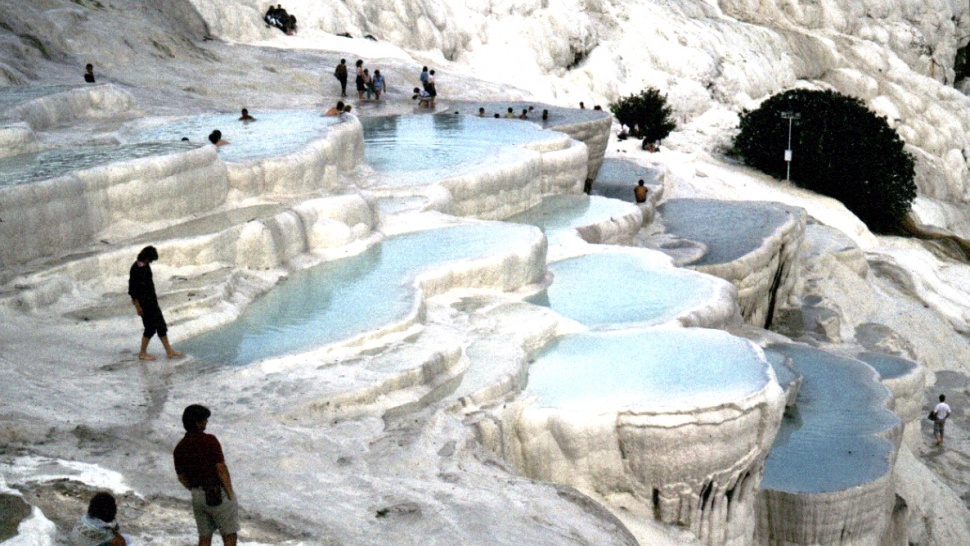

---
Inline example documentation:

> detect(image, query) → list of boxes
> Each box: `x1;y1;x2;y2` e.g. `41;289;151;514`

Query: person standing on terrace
334;58;348;97
371;69;386;100
933;394;952;446
129;245;183;361
355;59;366;100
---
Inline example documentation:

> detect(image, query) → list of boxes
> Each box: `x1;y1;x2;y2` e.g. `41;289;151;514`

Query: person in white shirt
933;393;952;446
70;493;126;546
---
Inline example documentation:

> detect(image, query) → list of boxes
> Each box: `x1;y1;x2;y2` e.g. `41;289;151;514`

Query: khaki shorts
190;488;240;536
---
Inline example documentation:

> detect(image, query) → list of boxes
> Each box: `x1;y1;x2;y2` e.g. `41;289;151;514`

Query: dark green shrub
734;89;915;233
608;88;676;143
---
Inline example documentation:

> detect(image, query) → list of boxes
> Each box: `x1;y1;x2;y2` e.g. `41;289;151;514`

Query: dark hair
182;404;211;432
241;108;248;115
336;101;345;110
494;113;500;118
208;130;222;144
638;179;644;185
374;69;380;75
88;493;117;523
180;137;189;141
137;245;158;262
429;70;435;75
507;107;513;113
340;58;346;63
85;63;93;70
940;394;946;402
478;107;485;113
422;66;428;71
413;87;420;93
355;59;363;67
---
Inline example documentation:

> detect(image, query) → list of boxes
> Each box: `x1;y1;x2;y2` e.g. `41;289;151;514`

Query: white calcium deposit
2;0;970;545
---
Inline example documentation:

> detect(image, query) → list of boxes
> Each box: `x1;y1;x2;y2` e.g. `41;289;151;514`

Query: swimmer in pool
325;101;345;116
208;130;229;146
239;108;256;121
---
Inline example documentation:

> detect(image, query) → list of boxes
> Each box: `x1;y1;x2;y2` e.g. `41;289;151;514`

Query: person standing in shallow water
84;63;95;83
933;393;952;446
634;179;648;203
129;245;183;361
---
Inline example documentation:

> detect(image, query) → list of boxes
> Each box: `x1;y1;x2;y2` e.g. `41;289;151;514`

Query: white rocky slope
2;0;970;545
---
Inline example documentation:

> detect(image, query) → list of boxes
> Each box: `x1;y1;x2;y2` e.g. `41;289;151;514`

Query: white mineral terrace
3;0;970;544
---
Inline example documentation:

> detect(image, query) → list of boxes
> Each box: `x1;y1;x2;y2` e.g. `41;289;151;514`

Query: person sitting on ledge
478;107;486;117
541;109;549;121
634;179;648;203
412;87;432;108
208;130;229;146
504;107;516;119
494;113;500;118
325;101;345;116
518;108;528;120
579;101;585;109
238;108;256;122
84;63;96;83
70;492;126;546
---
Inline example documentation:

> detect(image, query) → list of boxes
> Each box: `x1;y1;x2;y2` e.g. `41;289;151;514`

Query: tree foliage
734;89;916;233
609;88;676;143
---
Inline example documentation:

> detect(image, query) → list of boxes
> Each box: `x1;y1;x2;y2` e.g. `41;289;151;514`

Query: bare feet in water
139;353;157;361
167;350;185;359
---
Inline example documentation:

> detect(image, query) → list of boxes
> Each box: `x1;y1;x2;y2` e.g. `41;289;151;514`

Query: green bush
734;89;915;233
609;88;676;143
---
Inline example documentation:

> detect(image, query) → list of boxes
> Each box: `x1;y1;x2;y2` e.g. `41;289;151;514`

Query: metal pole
786;116;793;181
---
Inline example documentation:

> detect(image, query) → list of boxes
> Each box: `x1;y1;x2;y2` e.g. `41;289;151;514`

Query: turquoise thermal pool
123;110;340;162
762;344;900;494
0;142;195;187
509;195;636;245
527;252;723;328
361;114;553;177
658;199;798;266
527;329;771;412
182;223;542;366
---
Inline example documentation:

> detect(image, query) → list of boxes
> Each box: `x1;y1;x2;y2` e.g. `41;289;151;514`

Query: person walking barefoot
129;245;183;361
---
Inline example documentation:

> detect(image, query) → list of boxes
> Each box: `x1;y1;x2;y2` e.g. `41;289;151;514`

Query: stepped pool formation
1;3;964;538
181;222;545;366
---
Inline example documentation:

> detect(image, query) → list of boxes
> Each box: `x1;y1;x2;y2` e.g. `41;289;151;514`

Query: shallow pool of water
856;352;919;381
0;85;77;113
762;344;899;494
361;114;551;175
527;329;771;412
509;195;636;245
527;252;722;327
658;199;798;266
123;110;340;162
182;223;540;366
0;142;196;187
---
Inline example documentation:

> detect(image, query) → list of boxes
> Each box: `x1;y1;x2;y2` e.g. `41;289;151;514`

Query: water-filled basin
509;195;636;245
762;344;899;493
527;252;725;328
361;114;553;177
527;329;772;412
182;223;541;366
122;110;340;162
0;142;195;187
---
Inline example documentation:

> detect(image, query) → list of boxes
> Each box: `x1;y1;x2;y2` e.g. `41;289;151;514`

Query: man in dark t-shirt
174;404;239;546
128;245;183;361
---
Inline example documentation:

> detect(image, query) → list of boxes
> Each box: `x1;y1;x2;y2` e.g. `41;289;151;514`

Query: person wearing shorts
933;394;952;446
174;405;240;546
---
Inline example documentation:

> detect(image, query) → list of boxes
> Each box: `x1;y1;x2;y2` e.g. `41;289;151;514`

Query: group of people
264;4;296;35
411;66;437;108
333;59;386;101
70;404;239;546
474;106;549;121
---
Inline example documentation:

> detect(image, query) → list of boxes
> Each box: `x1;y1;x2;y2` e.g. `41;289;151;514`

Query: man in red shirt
173;405;239;546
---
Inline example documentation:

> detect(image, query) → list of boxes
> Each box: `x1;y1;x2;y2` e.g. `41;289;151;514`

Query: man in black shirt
84;63;95;83
128;245;183;361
